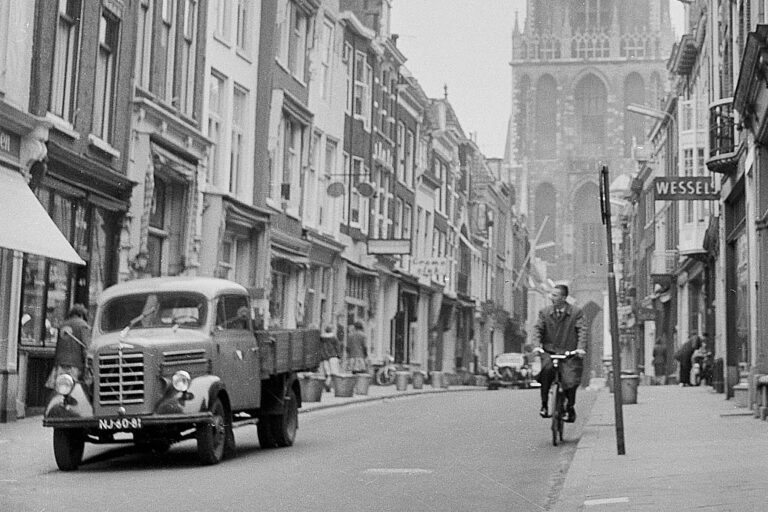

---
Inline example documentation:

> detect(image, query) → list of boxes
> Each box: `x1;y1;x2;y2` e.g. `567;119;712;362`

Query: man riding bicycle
533;284;587;423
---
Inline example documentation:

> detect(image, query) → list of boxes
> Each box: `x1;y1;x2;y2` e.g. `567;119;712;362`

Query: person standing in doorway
652;336;668;385
346;321;368;374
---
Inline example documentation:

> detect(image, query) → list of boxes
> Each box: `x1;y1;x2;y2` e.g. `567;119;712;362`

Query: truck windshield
101;292;207;332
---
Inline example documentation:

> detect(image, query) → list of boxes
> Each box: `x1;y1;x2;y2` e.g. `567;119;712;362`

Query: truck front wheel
196;396;231;465
258;386;298;449
53;428;85;471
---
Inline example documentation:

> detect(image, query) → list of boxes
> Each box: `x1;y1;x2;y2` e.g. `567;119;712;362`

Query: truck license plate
98;417;143;431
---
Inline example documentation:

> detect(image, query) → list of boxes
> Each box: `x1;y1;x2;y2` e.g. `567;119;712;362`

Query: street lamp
625;103;677;135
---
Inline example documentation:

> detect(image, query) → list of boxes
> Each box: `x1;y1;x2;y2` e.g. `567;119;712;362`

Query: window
319;18;334;100
403;203;412;239
350;157;364;225
236;0;249;52
136;0;152;89
405;130;414;186
213;0;230;40
50;0;81;122
207;72;226;185
230;86;247;194
148;170;189;276
177;0;197;115
93;12;119;142
275;1;309;79
344;42;353;113
269;266;289;327
394;198;402;238
275;113;305;209
396;122;405;182
216;294;250;330
353;51;372;127
575;74;607;150
218;238;249;282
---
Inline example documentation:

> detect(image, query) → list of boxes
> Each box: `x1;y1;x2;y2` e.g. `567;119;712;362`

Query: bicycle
546;351;578;446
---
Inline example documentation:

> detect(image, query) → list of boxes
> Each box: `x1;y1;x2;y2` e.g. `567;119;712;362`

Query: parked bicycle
547;351;578;446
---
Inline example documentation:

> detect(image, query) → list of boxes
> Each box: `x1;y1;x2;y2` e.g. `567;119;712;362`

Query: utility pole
600;165;626;456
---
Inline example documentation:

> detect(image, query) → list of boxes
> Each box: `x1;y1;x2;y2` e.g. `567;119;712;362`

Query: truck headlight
172;370;191;392
55;374;75;396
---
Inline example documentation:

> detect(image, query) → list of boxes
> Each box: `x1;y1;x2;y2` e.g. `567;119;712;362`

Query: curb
299;386;485;414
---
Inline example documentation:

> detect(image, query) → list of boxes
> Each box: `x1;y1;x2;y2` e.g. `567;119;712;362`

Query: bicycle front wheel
551;389;564;446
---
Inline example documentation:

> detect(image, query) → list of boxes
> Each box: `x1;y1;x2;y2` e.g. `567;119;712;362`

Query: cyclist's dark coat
533;303;587;389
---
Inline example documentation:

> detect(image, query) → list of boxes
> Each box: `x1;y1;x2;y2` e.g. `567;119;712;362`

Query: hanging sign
653;177;719;201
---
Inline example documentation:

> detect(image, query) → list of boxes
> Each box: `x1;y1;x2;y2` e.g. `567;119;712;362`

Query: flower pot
395;371;410;391
332;374;357;397
430;371;444;389
354;373;372;395
299;374;325;402
412;371;425;390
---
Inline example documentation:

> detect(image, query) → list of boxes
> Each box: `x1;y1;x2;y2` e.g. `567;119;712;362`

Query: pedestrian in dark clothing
675;335;701;386
652;337;668;385
346;321;368;373
46;304;91;388
533;284;587;423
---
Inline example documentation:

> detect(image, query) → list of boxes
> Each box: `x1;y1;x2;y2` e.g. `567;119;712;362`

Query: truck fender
261;374;300;415
171;375;224;414
44;383;94;419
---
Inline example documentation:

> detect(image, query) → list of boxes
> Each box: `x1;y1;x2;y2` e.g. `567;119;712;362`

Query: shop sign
0;128;20;161
636;307;656;322
412;257;450;278
653;177;719;201
367;238;412;255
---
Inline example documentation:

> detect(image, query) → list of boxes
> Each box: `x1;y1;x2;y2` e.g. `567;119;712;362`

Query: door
213;294;260;410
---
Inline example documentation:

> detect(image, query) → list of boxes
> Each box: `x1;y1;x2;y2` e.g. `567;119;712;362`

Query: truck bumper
43;412;214;429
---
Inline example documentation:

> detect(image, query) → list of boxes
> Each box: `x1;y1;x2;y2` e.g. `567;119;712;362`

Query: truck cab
44;276;319;470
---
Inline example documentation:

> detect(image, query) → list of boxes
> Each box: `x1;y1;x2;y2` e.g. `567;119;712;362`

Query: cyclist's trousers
539;365;577;408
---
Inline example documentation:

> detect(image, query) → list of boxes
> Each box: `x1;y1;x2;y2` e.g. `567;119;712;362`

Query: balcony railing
651;250;678;276
706;97;738;174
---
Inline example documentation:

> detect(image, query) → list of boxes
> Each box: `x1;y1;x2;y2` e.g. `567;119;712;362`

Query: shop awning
271;245;309;267
343;257;378;278
0;167;84;265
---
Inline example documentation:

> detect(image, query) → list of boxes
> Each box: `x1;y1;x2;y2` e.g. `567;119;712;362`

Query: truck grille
98;352;145;405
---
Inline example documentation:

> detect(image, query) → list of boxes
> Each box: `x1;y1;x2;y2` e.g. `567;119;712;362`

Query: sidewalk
299;383;482;413
552;384;768;512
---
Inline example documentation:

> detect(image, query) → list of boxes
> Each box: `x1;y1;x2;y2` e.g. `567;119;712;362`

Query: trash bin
332;374;357;397
395;371;410;391
430;371;444;389
621;373;639;404
354;373;372;395
412;371;425;389
299;374;325;402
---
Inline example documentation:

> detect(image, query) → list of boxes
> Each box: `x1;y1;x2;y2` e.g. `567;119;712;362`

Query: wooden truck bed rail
257;328;320;376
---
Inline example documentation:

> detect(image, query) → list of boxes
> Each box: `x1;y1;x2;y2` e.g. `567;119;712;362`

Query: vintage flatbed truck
43;276;320;470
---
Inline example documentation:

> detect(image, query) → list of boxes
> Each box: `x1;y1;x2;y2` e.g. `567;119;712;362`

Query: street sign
653;177;719;201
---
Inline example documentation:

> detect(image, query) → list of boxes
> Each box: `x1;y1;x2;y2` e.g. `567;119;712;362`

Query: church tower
508;0;674;379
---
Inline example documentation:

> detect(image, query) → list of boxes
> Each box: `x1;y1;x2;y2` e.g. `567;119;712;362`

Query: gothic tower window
535;74;557;157
623;73;646;157
516;75;531;157
571;0;613;33
574;74;607;152
574;183;603;267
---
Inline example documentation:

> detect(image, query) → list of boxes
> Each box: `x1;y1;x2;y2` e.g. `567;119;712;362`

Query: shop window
269;268;288;328
148;172;188;276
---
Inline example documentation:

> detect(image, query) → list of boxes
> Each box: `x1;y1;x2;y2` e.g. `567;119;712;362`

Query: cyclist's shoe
564;407;576;423
540;406;551;418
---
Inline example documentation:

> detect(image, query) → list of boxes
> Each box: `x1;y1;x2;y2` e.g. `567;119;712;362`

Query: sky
390;1;685;159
